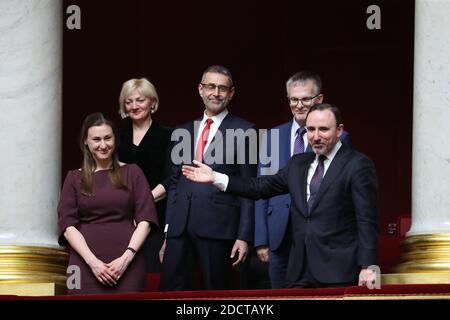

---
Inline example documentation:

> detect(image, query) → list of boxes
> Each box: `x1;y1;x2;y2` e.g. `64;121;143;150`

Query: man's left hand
230;239;248;268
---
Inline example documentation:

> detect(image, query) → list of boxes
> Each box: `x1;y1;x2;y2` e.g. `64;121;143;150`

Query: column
383;0;450;284
0;0;67;295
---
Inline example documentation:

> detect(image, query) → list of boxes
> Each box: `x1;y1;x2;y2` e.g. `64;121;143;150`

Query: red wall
63;0;414;234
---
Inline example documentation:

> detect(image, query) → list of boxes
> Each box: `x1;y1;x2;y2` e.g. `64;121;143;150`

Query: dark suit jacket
166;113;257;242
229;144;378;283
118;121;173;226
255;120;352;252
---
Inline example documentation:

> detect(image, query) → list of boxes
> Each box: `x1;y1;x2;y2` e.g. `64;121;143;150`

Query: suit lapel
204;113;232;168
299;153;315;217
188;121;197;163
308;145;350;214
281;122;292;166
212;112;232;145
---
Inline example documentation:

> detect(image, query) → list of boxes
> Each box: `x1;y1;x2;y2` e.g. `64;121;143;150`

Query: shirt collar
291;118;301;132
200;108;228;126
315;140;342;162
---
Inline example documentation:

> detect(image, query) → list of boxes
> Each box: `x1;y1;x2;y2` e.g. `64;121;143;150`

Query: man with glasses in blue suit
255;71;351;288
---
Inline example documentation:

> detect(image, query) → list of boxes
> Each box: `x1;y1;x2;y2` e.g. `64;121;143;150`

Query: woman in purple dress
58;113;158;294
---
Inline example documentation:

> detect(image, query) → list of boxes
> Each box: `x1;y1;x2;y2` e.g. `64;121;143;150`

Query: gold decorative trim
394;233;450;273
0;245;68;287
0;283;67;296
344;294;450;300
382;272;450;284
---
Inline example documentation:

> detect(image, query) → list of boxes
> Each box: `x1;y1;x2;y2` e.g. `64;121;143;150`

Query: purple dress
58;164;158;294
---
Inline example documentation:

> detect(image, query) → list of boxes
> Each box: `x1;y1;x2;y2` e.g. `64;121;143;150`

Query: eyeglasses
201;83;233;93
288;93;322;106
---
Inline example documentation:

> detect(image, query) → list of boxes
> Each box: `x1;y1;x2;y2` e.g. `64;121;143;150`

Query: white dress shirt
306;140;342;201
194;109;228;156
213;140;343;197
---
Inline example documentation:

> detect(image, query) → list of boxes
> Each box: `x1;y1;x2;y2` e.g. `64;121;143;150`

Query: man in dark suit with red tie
160;65;257;291
182;103;379;288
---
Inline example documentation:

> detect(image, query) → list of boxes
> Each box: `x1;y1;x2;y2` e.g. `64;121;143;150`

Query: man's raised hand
182;160;215;183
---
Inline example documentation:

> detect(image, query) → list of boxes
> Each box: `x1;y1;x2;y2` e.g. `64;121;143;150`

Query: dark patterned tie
307;155;327;213
293;127;306;155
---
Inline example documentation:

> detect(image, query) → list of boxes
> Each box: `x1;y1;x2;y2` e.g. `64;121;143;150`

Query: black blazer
227;144;379;284
165;113;257;243
118;121;173;226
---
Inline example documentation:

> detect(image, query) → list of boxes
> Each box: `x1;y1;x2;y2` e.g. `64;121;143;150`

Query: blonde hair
118;78;159;119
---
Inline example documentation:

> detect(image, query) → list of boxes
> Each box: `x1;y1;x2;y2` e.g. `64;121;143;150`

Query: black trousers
160;221;234;291
285;247;358;289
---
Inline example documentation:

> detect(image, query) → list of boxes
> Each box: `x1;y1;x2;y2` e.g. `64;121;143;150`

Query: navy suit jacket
255;120;351;252
165;113;257;243
229;144;378;283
